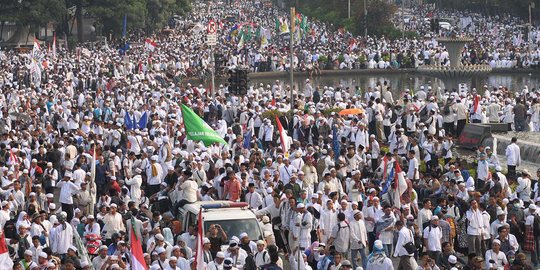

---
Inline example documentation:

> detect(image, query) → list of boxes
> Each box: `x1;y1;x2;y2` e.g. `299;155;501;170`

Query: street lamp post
364;0;367;37
348;0;351;19
529;2;535;56
401;0;405;39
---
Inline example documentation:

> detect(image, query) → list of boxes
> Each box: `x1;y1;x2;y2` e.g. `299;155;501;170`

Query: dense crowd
139;0;540;77
1;1;540;270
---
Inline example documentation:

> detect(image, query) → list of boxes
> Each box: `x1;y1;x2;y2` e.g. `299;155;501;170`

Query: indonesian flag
392;161;408;208
0;232;13;269
275;116;289;155
270;98;276;107
194;208;205;270
8;150;18;165
130;219;147;270
144;38;157;52
52;33;57;59
349;38;357;52
472;94;480;114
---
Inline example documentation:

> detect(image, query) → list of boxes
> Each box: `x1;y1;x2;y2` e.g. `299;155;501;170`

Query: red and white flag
275;116;289;156
144;38;157;52
194;208;205;270
130;219;147;270
349;38;357;52
52;33;57;59
472;94;480;114
393;161;408;208
8;150;19;166
0;232;13;269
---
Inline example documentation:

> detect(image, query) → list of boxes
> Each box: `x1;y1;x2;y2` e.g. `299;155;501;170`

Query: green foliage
298;0;397;37
0;0;66;30
145;0;192;33
0;0;191;40
322;107;342;117
260;110;285;126
89;0;146;36
337;54;345;63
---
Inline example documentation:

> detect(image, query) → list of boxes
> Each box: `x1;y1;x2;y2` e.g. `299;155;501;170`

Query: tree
297;0;397;37
0;0;65;39
145;0;192;33
88;0;147;37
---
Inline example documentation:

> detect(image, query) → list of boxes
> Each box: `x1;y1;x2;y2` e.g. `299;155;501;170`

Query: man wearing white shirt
369;135;380;171
423;216;443;260
516;170;532;203
505;137;521;177
147;155;163;196
466;200;486;255
407;150;419;181
57;172;80;222
207;251;225;270
279;158;295;185
125;169;143;205
50;212;74;256
485;239;508;270
394;220;417;270
245;183;263;209
490;210;508;240
84;215;101;235
350;210;368;269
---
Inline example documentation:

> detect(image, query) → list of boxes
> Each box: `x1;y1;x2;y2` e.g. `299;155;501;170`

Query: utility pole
364;0;367;37
348;0;351;19
529;2;535;56
290;6;295;108
211;50;216;99
401;0;404;39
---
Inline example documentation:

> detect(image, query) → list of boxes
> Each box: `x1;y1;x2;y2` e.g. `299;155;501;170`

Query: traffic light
228;70;238;94
237;69;249;95
214;53;224;74
430;18;440;32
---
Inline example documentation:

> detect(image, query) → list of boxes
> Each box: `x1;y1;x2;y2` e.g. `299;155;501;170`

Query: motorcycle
84;234;103;258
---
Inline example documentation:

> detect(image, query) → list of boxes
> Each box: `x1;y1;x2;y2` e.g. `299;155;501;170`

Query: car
177;201;263;248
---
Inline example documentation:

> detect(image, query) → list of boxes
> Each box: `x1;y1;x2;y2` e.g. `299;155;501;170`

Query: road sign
207;34;217;46
207;20;217;34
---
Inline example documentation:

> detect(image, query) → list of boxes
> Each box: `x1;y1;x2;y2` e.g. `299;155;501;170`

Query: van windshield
204;219;262;241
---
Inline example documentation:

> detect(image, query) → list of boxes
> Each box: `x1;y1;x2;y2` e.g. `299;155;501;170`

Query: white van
177;201;263;246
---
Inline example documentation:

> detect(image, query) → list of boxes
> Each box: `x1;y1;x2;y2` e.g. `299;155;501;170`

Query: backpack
244;253;257;270
533;214;540;236
390;109;398;123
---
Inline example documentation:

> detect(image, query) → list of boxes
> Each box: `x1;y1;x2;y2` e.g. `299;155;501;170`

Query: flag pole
290;7;295;109
89;143;97;215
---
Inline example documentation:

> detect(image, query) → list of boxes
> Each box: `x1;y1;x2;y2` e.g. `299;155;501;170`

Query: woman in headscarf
162;227;175;246
16;211;31;231
366;240;394;270
306;241;323;270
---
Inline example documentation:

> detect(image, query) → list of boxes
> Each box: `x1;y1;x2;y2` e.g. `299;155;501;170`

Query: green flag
275;17;280;32
244;25;252;42
181;104;227;146
255;26;261;41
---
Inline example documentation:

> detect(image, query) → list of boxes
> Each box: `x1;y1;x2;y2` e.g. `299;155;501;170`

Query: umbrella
338;108;364;115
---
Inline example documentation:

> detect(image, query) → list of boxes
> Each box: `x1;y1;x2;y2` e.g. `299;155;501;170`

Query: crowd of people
0;1;540;270
136;0;540;76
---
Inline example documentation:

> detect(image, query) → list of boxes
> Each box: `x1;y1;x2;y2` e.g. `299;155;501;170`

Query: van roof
183;201;257;221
